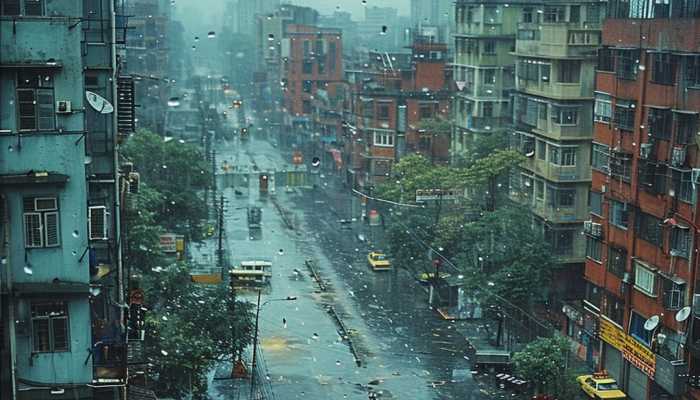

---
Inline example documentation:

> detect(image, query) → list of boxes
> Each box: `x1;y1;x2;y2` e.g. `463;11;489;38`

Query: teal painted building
0;1;131;399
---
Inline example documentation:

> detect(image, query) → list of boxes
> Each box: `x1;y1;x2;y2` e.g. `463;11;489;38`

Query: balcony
522;158;592;183
516;23;601;59
518;78;592;101
456;116;510;133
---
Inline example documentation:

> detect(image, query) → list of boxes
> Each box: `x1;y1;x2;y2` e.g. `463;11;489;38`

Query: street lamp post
249;292;297;400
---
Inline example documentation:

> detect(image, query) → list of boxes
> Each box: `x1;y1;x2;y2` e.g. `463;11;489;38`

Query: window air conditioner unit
584;220;593;234
56;100;72;114
623;272;633;284
671;145;686;167
640;143;652;160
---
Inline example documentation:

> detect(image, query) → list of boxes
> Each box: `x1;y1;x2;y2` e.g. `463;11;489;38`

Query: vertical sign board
599;317;656;377
159;234;177;254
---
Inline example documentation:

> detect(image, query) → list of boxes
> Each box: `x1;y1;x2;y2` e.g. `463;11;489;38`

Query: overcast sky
287;0;410;17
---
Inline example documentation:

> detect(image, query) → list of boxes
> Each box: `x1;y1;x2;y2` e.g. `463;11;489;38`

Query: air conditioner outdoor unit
591;223;603;238
583;220;593;234
128;172;140;194
623;272;633;284
640;143;652;159
56;100;72;114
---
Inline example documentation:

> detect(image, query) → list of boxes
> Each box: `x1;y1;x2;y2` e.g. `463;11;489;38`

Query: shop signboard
599;317;656;377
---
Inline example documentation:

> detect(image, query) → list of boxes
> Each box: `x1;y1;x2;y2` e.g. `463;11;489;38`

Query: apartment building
584;1;700;399
451;0;521;163
0;1;133;399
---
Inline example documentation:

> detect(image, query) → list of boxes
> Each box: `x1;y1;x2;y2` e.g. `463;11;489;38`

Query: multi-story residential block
584;2;700;399
345;37;451;190
451;0;521;162
507;0;603;319
0;1;133;399
280;25;344;149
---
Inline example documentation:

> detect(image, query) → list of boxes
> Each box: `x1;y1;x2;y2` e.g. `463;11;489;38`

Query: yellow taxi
367;252;391;271
577;372;626;399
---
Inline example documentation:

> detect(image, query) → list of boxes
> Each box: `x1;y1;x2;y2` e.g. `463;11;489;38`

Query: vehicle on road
577;372;626;399
247;207;261;229
230;260;272;287
417;271;451;285
367;252;391;271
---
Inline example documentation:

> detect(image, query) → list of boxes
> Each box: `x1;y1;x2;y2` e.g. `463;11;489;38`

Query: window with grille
598;48;615;72
16;70;55;131
373;131;394;147
671;226;691;258
648;108;672;140
675;113;697;145
557;60;581;83
31;301;69;352
635;212;663;247
594;93;612;123
662;278;685;310
23;196;60;248
0;0;43;15
610;151;632;181
651;53;676;85
639;162;667;195
592;143;610;172
586;236;602;262
613;100;635;131
609;200;629;229
543;6;565;22
671;169;693;203
685;55;700;87
634;261;656;296
607;246;627;278
551;106;578;126
88;206;108;240
589;191;603;216
617;49;638;80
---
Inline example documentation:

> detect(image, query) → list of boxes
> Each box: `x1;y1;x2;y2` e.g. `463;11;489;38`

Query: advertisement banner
599;317;655;377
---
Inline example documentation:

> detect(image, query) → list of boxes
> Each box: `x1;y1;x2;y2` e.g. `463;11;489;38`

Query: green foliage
122;129;211;239
512;336;580;397
418;117;451;135
142;264;254;399
374;154;462;203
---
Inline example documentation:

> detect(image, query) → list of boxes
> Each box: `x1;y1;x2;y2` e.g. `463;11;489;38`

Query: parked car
577;372;626;399
367;252;391;271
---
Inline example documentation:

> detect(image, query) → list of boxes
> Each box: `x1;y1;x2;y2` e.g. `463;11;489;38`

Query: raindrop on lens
278;249;284;255
24;265;33;275
72;230;79;238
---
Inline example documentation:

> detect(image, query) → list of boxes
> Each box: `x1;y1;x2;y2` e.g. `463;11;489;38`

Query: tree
141;264;254;399
512;336;580;398
122;129;211;240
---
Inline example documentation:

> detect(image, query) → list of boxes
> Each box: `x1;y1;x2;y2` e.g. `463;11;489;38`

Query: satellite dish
85;91;114;114
644;315;660;331
676;306;692;322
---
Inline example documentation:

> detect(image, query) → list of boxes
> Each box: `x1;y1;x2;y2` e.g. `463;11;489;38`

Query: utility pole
249;290;262;400
217;194;225;276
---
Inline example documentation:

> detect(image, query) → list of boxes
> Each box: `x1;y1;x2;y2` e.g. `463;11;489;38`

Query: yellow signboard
599;317;656;377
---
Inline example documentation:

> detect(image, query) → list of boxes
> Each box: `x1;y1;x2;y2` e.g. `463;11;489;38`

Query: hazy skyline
287;0;410;17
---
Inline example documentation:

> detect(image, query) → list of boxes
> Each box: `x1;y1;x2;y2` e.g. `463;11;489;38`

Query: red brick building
585;4;700;399
344;38;452;190
281;24;343;147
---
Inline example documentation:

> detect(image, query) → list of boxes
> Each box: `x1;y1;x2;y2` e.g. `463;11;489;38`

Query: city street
205;135;504;400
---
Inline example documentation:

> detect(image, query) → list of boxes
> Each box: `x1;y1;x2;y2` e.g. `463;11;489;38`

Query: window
302;60;313;74
636;212;663;246
328;42;337;72
629;311;652;346
586;236;602;262
561;147;577;166
420;104;434;119
483;69;496;85
598;48;615;72
1;0;43;16
548;146;559;164
608;246;627;278
552;229;574;255
609;200;629;229
23;196;59;248
613;100;635;131
517;29;538;40
537;140;546;160
302;100;311;114
535;180;544;199
31;302;69;352
685;55;700;87
482;102;493;118
648;108;672;140
610;151;632;181
670;226;691;258
551;106;578;125
373;131;394;147
589;191;603;216
302;80;313;93
594;93;612;123
543;6;565;22
675;113;697;145
606;296;625;326
378;104;390;120
586;5;601;23
639;162;667;195
662;278;685;310
558;60;581;83
17;70;55;131
592;143;610;172
522;7;533;23
672;169;693;203
634;261;656;296
651;53;676;85
548;185;575;208
569;5;580;22
483;40;496;55
617;49;638;80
